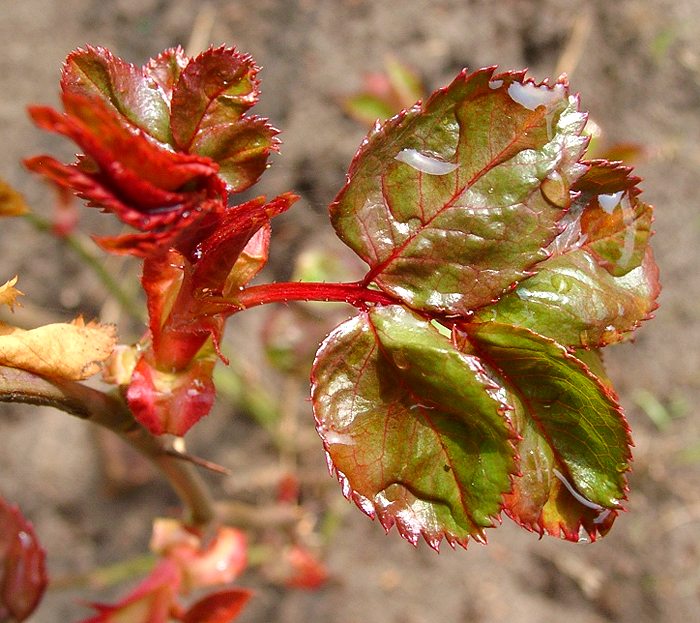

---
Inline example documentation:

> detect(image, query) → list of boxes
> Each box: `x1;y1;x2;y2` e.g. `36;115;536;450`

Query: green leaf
331;69;589;315
311;305;516;548
61;46;172;143
342;93;397;126
475;248;659;347
474;162;659;347
462;322;631;540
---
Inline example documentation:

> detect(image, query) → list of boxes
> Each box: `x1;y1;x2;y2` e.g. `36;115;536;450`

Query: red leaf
79;559;180;623
190;193;297;293
145;47;190;107
170;46;260;151
284;546;329;590
0;497;47;622
182;589;251;623
150;521;247;591
142;249;188;348
30;95;217;195
26;95;229;257
127;349;216;436
223;224;271;296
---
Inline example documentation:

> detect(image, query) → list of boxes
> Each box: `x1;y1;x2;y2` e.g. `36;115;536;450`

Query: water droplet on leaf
394;148;459;175
507;82;566;111
541;170;570;208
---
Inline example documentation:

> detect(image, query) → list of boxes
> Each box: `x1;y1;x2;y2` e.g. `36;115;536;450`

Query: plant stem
0;366;215;527
23;213;144;322
230;281;395;310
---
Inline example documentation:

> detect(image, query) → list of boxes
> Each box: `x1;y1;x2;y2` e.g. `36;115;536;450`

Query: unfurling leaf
169;46;279;192
0;496;47;622
0;277;23;312
0;317;116;380
126;347;216;436
332;69;588;315
0;178;29;216
27;45;279;258
312;305;516;549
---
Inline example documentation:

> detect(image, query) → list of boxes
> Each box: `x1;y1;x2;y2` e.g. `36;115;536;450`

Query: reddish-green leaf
461;323;631;540
311;305;515;548
189;194;296;294
170;47;258;141
61;46;172;143
576;163;652;277
145;47;189;107
127;348;216;436
0;497;47;622
331;69;588;315
190;116;279;193
473;163;659;347
182;589;251;623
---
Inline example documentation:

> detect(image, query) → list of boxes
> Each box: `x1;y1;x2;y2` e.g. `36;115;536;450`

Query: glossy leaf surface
462;323;631;539
62;46;173;143
312;305;515;548
170;46;278;191
331;69;589;315
0;497;47;622
127;348;216;436
474;162;659;347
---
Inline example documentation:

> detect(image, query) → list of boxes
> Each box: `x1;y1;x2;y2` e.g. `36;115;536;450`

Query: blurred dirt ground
1;1;699;621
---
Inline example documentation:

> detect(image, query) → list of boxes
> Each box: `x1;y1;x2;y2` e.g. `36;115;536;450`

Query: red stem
232;281;395;309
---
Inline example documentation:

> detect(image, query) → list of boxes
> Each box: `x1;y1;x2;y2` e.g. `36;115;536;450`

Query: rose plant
0;43;658;621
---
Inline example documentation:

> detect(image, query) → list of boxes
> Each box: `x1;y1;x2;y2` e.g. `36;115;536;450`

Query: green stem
0;366;215;527
23;213;144;322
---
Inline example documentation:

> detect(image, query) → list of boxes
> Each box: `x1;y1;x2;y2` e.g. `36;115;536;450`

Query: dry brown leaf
0;317;117;380
0;276;23;311
0;178;29;216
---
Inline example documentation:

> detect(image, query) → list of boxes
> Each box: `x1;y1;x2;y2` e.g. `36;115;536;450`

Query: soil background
1;1;700;622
